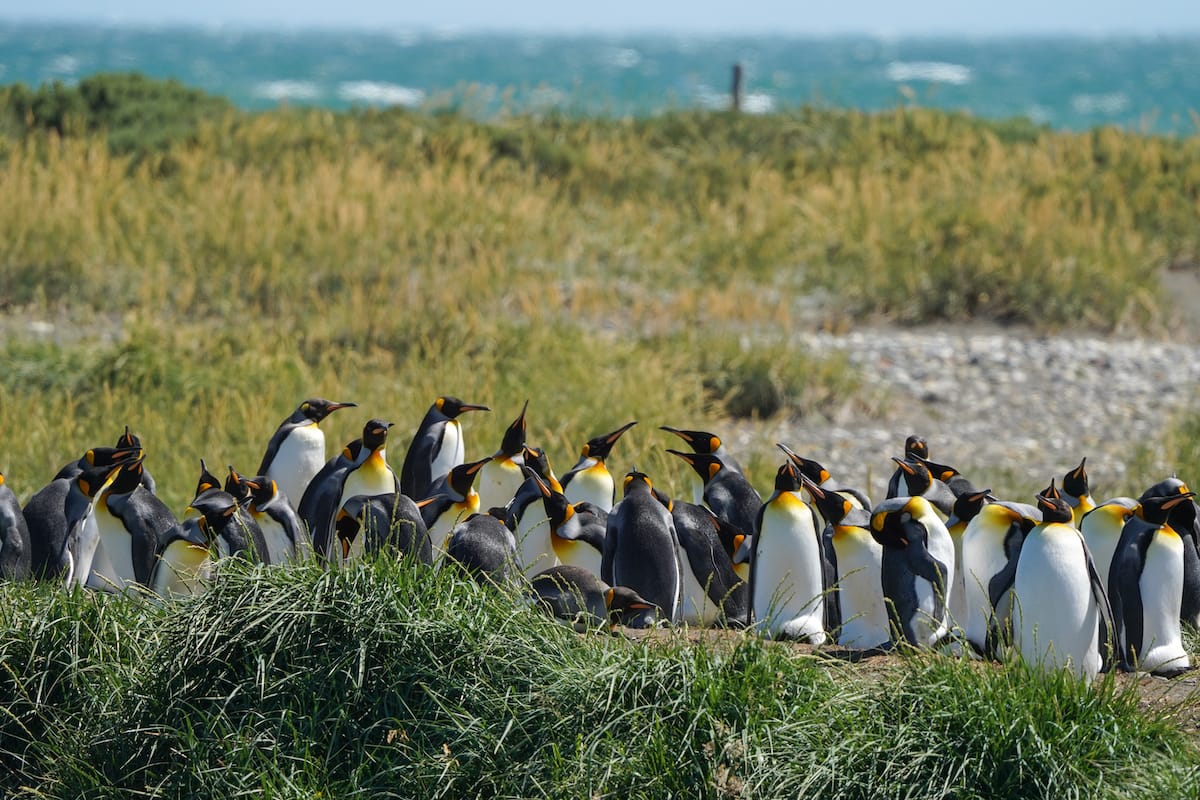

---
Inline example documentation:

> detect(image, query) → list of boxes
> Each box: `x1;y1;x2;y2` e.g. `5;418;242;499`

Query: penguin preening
602;470;682;625
188;488;268;563
400;396;490;503
55;429;156;494
333;493;433;566
561;421;638;513
256;398;357;513
1011;483;1112;680
243;475;310;564
0;472;31;581
1109;490;1195;675
528;565;660;631
476;401;529;512
869;495;955;649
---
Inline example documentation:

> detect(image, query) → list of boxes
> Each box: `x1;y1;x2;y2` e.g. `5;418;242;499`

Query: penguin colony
1;397;1197;682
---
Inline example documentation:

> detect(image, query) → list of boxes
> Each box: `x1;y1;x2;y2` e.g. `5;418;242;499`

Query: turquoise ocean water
2;23;1199;133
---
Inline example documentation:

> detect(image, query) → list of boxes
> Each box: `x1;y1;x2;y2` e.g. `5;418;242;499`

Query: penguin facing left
1109;490;1196;675
257;398;357;512
1011;483;1112;680
476;400;529;511
561;421;638;512
660;425;743;504
91;450;179;591
666;449;762;539
602;469;682;624
869;495;956;648
0;472;31;581
885;435;929;499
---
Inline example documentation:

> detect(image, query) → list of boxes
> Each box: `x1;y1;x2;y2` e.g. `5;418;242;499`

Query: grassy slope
2;560;1197;799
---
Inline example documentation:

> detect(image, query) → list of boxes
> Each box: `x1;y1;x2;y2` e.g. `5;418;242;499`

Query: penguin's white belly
1013;528;1101;679
831;529;888;649
962;527;1015;652
516;508;557;577
87;511;137;592
153;540;212;598
429;498;478;562
753;497;825;643
270;424;326;509
257;515;296;565
429;420;464;485
1133;533;1188;674
565;464;614;513
679;547;722;627
477;459;525;512
949;532;966;628
70;507;102;589
1081;527;1121;595
911;516;955;647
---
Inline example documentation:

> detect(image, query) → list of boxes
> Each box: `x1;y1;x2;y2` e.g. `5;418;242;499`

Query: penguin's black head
540;483;573;528
195;458;222;498
1034;480;1073;523
362;419;393;451
84;445;142;469
622;468;653;497
187;488;239;532
107;451;148;495
952;489;991;525
869;497;926;548
437;396;491;419
1137;489;1197;526
904;435;929;460
914;456;959;485
299;398;357;424
447;457;490;497
776;443;830;485
805;476;852;527
243;476;278;508
891;457;932;495
0;472;5;489
666;449;722;483
522;446;552;480
497;400;529;458
1062;457;1090;499
659;426;723;456
115;426;142;450
225;466;253;505
582;421;638;460
773;460;802;493
605;586;662;628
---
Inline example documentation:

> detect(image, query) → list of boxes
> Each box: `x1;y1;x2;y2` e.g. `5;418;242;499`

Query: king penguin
1138;477;1200;629
187;488;269;563
1011;482;1112;680
333;493;433;566
60;454;141;589
0;472;31;581
243;475;310;564
665;493;749;627
666;449;762;539
445;509;521;588
888;457;956;517
256;398;357;512
561;421;638;512
869;495;956;648
961;495;1039;658
55;428;156;494
529;471;609;578
1061;457;1095;528
885;435;929;499
476;401;529;511
602;469;682;624
750;461;827;642
151;516;215;598
659;425;743;504
1080;496;1140;594
806;477;889;650
1109;490;1195;675
399;396;490;502
777;443;871;511
528;564;661;631
87;450;178;592
420;456;490;558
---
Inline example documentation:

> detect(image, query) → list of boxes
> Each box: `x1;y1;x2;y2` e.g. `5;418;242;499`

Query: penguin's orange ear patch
708;462;721;480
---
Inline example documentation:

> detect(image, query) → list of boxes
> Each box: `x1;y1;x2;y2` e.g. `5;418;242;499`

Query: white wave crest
337;81;425;107
886;61;973;85
254;80;320;102
605;47;641;69
1071;92;1129;115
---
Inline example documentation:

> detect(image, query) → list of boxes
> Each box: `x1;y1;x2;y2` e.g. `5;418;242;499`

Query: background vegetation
1;75;1200;796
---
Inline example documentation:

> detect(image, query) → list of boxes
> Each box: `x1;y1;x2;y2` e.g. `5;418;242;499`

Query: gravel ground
731;324;1200;502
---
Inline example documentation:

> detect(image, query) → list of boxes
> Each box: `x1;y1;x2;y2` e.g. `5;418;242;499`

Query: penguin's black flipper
1109;519;1152;671
106;486;179;585
672;501;747;627
299;444;361;560
820;516;842;634
900;519;949;618
0;479;31;581
1082;538;1117;672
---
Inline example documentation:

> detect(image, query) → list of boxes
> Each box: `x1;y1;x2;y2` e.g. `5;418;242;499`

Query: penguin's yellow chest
566;463;614;512
342;450;394;501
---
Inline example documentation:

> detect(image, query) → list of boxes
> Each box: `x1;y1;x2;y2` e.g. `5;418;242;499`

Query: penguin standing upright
91;451;178;591
561;421;638;512
749;461;827;642
667;495;749;627
526;472;608;578
257;398;357;511
807;479;889;650
602;470;682;624
60;455;141;589
1109;490;1195;675
941;486;992;629
961;496;1039;658
870;495;956;648
476;401;529;511
1011;483;1112;680
400;396;490;502
1138;478;1200;629
420;456;490;557
0;472;31;581
666;449;762;539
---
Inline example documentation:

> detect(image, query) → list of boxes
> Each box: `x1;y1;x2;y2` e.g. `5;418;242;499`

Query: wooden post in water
731;63;743;112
